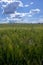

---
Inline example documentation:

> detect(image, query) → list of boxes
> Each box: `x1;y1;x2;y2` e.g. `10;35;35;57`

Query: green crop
0;24;43;65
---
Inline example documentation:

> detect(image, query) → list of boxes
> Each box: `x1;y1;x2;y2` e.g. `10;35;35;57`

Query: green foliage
0;24;43;65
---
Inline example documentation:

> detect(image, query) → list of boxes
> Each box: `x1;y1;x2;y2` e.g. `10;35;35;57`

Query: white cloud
24;2;34;7
0;0;14;3
9;11;31;19
0;0;34;8
32;9;40;13
1;0;24;14
8;12;33;23
3;2;19;14
0;0;41;23
0;0;21;8
9;8;40;20
0;0;24;7
28;14;32;17
24;5;29;7
10;14;15;18
2;4;7;7
29;9;40;15
18;1;24;7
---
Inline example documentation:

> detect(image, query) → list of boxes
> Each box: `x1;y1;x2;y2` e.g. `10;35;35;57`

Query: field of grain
0;24;43;65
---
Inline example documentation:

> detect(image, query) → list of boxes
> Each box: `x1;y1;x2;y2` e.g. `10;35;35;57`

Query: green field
0;24;43;65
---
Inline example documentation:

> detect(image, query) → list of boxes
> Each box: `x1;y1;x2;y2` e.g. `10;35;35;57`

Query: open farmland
0;24;43;65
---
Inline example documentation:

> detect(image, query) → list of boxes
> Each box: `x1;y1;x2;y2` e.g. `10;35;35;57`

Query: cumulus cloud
3;2;19;14
0;0;19;8
0;0;41;23
0;0;14;3
9;12;25;19
9;11;31;19
1;0;34;15
2;8;40;23
17;1;23;7
29;9;40;15
1;0;24;14
5;11;31;23
8;8;40;21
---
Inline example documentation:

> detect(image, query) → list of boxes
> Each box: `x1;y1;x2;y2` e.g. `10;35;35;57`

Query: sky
0;0;43;23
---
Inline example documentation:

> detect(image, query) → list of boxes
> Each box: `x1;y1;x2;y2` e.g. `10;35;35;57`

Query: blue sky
0;0;43;23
